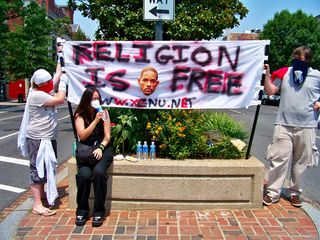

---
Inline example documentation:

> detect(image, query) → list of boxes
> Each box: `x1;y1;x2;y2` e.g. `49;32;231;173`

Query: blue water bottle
142;141;148;160
136;141;142;160
150;141;156;160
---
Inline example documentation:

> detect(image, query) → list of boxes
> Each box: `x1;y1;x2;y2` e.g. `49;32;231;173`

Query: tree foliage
52;16;72;38
2;1;55;81
259;10;320;71
7;2;55;81
51;17;88;40
68;0;248;40
1;1;88;82
0;0;23;80
72;27;89;40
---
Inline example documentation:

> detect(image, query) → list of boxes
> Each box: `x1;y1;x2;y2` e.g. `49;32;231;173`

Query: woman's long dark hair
74;86;102;127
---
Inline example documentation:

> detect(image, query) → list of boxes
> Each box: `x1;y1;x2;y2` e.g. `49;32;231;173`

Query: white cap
31;69;52;85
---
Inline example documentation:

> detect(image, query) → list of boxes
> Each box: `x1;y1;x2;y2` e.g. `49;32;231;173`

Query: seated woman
74;87;113;227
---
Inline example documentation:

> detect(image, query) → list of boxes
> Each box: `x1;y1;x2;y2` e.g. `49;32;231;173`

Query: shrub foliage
108;109;247;159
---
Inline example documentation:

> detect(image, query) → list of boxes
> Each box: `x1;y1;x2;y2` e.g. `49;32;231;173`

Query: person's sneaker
75;215;87;226
263;194;279;206
289;195;302;207
92;216;104;227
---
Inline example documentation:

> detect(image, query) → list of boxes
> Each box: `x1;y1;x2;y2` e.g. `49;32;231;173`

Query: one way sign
144;0;175;21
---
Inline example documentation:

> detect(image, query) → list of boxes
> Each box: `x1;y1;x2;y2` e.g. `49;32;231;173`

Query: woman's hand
93;148;103;160
94;111;105;123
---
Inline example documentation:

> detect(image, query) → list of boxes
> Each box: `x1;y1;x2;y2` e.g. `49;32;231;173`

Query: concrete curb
302;202;320;237
0;166;68;240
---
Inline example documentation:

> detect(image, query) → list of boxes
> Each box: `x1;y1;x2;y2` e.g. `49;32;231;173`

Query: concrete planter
68;156;265;210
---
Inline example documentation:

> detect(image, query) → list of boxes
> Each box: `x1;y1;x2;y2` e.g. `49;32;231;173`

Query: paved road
0;102;319;212
0;102;74;212
223;105;320;208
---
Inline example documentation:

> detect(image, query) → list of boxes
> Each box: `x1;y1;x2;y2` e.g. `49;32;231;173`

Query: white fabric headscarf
31;69;52;85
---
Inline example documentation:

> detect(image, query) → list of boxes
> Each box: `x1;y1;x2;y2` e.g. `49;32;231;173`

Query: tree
259;10;320;71
0;0;23;81
68;0;248;40
3;1;55;81
51;17;89;40
72;27;89;40
52;16;72;38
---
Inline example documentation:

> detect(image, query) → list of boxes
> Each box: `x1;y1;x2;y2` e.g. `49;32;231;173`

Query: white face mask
91;99;104;114
91;99;100;108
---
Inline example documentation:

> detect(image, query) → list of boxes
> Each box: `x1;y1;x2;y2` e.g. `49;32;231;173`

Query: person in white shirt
18;47;68;216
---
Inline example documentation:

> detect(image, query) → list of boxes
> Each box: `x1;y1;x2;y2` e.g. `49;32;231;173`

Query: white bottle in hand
91;99;106;121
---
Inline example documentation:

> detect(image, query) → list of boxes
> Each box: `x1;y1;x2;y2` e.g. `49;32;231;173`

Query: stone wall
68;157;265;210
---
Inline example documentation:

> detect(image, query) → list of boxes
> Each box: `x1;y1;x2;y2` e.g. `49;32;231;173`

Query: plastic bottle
142;141;148;160
136;141;142;160
91;100;106;121
150;141;156;160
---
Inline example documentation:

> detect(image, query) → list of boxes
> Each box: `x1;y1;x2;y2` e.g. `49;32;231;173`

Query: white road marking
0;132;19;140
0;105;67;119
0;156;29;166
0;115;23;122
229;109;242;114
0;115;70;141
58;115;70;121
316;136;320;139
0;184;26;193
0;156;28;194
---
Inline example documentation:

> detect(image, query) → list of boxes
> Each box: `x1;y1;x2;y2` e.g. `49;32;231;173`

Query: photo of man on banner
138;66;159;96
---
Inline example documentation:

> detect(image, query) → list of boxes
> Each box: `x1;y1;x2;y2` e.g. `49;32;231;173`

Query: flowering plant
147;110;207;159
108;109;247;159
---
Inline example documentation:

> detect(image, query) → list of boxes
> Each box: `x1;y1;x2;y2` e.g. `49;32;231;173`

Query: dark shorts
26;138;57;184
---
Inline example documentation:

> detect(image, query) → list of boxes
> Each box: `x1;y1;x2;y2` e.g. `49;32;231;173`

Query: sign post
144;0;175;40
143;0;175;21
155;22;163;40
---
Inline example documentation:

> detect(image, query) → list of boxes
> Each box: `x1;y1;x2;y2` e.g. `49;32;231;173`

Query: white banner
64;40;269;109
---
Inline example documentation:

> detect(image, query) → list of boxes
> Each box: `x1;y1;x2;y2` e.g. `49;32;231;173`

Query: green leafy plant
109;109;248;160
147;110;207;159
108;108;159;154
205;136;244;159
110;113;137;154
202;112;247;140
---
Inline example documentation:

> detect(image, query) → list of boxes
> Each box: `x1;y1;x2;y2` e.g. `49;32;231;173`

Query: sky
55;0;320;40
232;0;320;33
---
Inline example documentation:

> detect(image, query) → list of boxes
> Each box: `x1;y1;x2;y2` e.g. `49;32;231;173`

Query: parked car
261;91;280;106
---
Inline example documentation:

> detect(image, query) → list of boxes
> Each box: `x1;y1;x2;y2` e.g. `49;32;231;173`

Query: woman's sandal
32;208;56;216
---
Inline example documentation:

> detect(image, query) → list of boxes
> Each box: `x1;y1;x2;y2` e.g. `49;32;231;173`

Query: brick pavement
0;162;318;240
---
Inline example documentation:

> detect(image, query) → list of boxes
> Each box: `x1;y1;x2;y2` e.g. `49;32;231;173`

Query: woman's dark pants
76;147;113;218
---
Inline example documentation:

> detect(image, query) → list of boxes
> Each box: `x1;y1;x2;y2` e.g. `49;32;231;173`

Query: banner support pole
245;44;269;159
60;52;78;140
245;104;261;159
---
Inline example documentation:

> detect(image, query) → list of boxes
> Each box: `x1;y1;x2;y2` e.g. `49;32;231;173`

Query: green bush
108;109;248;159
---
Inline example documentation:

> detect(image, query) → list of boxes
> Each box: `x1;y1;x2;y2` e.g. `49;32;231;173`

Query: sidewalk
0;162;319;240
